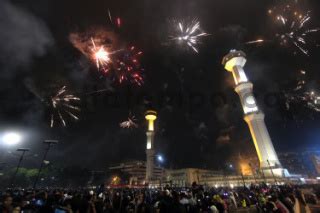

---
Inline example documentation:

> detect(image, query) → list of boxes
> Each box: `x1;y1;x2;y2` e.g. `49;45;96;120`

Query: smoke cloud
0;0;53;76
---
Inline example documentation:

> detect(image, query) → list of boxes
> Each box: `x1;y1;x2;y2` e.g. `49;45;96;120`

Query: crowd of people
0;183;319;213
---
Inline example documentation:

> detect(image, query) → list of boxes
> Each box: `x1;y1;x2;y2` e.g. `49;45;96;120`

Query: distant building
165;168;222;187
164;168;284;187
109;153;316;188
109;161;164;185
278;151;320;177
311;155;320;175
278;152;308;175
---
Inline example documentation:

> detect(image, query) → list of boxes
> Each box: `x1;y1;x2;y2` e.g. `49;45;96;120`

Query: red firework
113;46;144;86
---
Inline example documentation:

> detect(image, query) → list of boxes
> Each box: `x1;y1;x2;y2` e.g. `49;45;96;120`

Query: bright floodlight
3;132;21;145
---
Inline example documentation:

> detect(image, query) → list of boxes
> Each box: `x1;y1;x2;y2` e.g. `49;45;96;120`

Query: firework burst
70;28;144;86
268;5;319;56
119;114;138;128
50;86;80;127
89;38;143;85
90;41;144;85
111;46;144;85
284;70;320;113
170;19;209;53
285;90;320;112
246;5;319;55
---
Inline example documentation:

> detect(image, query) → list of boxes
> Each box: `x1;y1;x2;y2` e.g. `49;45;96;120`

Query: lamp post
260;167;267;184
10;148;30;187
267;159;277;185
248;163;257;184
33;140;58;188
155;154;164;188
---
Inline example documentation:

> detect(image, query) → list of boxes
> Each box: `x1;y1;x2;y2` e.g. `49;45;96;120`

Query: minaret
145;110;157;183
222;50;283;176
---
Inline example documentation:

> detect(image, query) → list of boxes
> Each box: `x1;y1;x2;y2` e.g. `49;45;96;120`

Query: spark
120;115;138;128
170;19;209;53
117;18;121;28
50;86;80;127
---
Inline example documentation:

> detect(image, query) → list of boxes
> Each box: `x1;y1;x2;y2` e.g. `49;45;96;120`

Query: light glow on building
145;111;157;131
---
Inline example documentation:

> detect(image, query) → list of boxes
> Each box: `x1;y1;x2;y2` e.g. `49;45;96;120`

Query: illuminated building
145;110;157;182
222;50;285;177
164;168;284;187
165;168;222;187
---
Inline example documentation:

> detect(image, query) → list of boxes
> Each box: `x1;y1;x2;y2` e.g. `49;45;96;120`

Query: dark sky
0;0;320;170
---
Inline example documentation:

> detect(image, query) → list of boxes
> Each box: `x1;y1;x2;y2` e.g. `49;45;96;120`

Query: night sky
1;0;320;170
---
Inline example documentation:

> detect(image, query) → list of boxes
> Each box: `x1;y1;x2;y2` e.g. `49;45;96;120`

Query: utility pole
267;159;277;185
11;148;30;187
33;140;58;188
240;171;246;188
260;168;267;184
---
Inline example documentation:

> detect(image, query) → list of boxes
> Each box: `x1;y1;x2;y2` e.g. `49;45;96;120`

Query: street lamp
10;148;30;187
33;140;58;188
157;155;164;163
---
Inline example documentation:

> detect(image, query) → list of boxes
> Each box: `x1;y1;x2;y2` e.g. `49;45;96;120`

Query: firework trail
170;19;209;53
85;88;114;95
108;9;112;22
24;79;45;103
245;39;265;45
120;114;138;128
50;86;80;127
